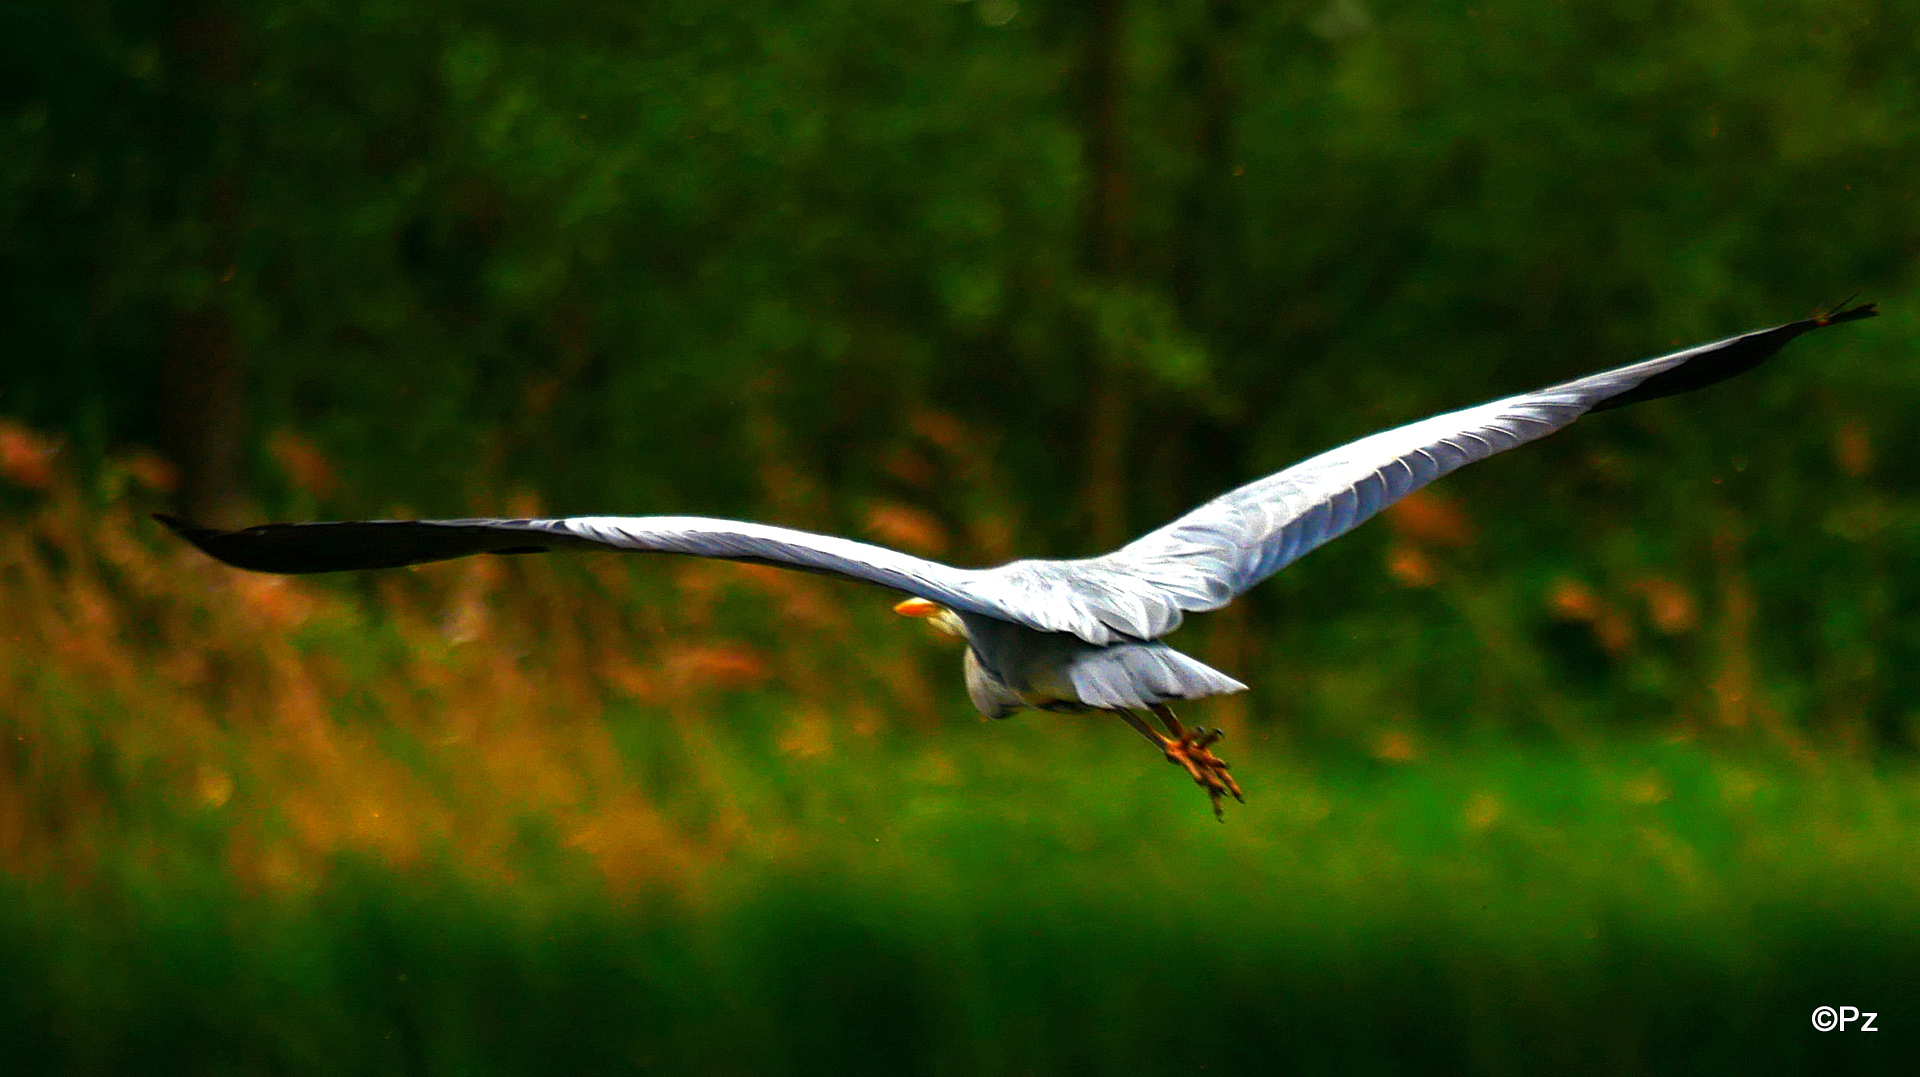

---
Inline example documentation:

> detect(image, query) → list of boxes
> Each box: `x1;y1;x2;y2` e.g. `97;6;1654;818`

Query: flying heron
159;303;1875;816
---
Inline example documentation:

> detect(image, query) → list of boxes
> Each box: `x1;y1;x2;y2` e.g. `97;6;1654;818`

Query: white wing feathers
156;510;1142;641
551;516;1067;629
1035;310;1867;643
544;517;1160;643
1035;387;1589;642
159;306;1871;649
159;510;1017;622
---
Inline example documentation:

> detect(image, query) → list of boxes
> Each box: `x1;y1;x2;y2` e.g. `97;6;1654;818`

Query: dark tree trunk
160;305;247;524
157;5;249;525
1082;0;1130;550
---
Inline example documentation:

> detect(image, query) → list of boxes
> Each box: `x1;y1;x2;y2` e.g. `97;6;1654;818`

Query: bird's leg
1116;708;1170;749
1115;705;1245;819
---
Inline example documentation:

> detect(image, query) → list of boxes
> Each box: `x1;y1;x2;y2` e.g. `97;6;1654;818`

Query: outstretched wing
975;303;1877;643
158;304;1875;648
156;511;1173;645
156;513;1039;623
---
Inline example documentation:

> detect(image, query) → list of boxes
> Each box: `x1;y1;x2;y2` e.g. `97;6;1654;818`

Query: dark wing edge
154;514;567;573
154;513;1060;631
1015;302;1877;642
1586;300;1875;413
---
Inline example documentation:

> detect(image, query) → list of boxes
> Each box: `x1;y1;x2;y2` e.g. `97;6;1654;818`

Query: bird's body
955;611;1246;717
160;302;1876;815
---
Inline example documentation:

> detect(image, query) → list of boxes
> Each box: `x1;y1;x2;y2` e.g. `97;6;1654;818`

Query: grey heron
158;303;1875;816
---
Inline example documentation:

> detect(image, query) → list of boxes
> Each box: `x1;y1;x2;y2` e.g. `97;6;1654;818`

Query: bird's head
892;597;968;641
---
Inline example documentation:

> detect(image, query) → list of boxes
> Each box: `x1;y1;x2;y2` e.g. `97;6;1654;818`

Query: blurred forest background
3;0;1919;1072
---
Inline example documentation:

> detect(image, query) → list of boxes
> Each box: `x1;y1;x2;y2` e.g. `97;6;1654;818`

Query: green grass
2;495;1914;1073
4;723;1915;1075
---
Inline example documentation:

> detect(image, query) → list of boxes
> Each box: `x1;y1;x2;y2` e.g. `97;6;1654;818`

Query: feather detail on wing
153;512;1117;640
991;303;1876;643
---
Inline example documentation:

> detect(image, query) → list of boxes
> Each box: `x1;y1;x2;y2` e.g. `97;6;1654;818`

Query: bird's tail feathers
1066;642;1247;710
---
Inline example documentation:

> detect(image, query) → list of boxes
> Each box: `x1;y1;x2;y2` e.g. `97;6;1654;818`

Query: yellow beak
893;597;940;617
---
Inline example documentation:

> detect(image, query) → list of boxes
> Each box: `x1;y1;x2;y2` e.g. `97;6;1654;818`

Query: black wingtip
1586;300;1878;415
1813;299;1877;328
152;514;559;574
153;513;264;570
152;512;218;549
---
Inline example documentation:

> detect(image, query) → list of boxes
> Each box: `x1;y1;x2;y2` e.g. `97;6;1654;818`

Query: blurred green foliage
5;0;1918;746
4;722;1919;1074
5;0;1920;1071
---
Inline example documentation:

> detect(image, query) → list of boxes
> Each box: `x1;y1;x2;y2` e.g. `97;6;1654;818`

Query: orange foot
1162;724;1244;819
1114;704;1246;819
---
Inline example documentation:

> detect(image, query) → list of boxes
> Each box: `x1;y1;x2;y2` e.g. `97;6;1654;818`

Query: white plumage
159;304;1874;814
